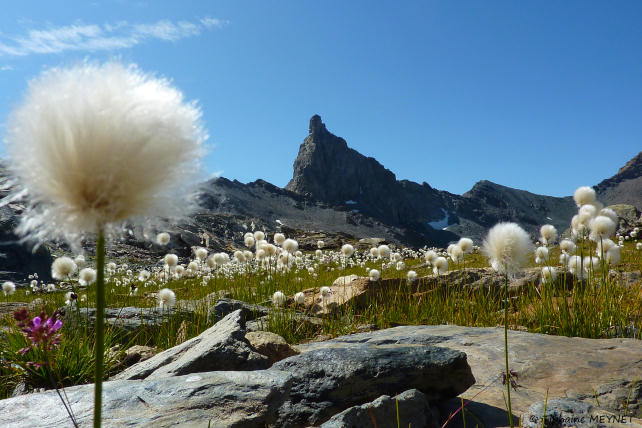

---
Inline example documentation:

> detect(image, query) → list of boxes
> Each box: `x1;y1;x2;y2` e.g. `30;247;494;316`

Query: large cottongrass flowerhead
3;61;206;246
539;225;557;246
482;222;533;277
78;268;97;286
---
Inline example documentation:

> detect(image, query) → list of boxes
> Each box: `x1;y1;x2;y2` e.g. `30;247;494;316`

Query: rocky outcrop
596;151;642;210
296;325;642;425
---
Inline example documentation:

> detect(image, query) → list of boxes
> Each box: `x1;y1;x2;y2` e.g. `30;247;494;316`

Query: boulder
320;388;439;428
208;298;269;323
111;309;269;380
245;331;299;364
272;342;474;426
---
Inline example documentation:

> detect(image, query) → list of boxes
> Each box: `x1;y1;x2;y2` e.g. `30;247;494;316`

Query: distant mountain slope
595;151;642;210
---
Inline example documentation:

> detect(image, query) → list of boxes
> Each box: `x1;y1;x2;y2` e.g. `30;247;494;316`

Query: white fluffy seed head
589;215;617;239
407;270;417;282
194;247;208;261
535;246;549;262
567;255;583;275
78;268;97;286
539;225;557;245
541;266;557;283
213;252;230;266
377;245;391;258
52;256;78;280
559;252;569;265
156;232;171;246
482;222;533;277
599;208;618;224
583;256;600;272
424;250;438;264
579;204;598;224
606;247;621;265
341;244;355;257
457;238;474;254
433;257;448;275
369;269;381;281
233;250;245;263
4;62;205;248
244;236;255;248
450;245;464;262
272;291;286;307
596;239;616;255
559;239;576;254
317;240;325;249
573;186;596;207
74;254;86;267
164;253;179;267
273;233;286;245
320;286;332;298
187;261;199;272
2;281;16;296
282;238;298;253
158;288;176;309
253;231;265;241
637;242;642;250
294;291;305;305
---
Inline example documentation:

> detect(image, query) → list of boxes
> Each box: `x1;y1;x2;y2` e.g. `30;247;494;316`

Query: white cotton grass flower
74;254;86;268
377;244;391;259
596;239;616;256
599;208;618;224
559;239;576;254
424;250;438;265
3;61;206;248
194;247;208;261
138;270;151;281
317;240;325;249
573;186;596;207
369;247;378;257
589;215;617;240
244;235;255;248
156;232;171;246
567;255;584;278
583;256;600;273
534;246;549;264
320;286;332;299
369;269;381;281
273;233;286;246
605;246;621;266
407;270;418;282
450;245;464;263
65;291;78;306
395;261;406;271
294;291;305;305
158;288;176;309
541;266;557;283
282;238;298;253
433;257;448;275
164;254;179;268
2;281;16;296
637;242;642;250
254;231;265;241
187;261;199;272
233;250;245;263
539;225;557;246
482;222;534;277
52;256;78;280
78;268;97;286
341;244;355;258
175;265;185;277
559;252;570;265
457;238;474;254
272;291;286;307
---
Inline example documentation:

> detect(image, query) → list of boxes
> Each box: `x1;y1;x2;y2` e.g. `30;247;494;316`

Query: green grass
0;240;640;399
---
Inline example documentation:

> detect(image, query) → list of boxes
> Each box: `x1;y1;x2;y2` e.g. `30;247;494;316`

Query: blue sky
0;1;640;197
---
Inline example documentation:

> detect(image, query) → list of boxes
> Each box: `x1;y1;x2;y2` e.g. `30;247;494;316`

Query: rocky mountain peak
309;114;327;136
595;151;642;210
616;151;642;180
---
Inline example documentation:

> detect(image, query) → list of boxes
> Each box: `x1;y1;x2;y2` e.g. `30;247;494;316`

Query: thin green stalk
504;272;513;428
94;228;105;428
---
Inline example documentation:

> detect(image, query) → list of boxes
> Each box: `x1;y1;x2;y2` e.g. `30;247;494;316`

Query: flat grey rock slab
296;325;642;425
207;298;269;323
320;388;439;428
0;370;291;428
111;309;269;380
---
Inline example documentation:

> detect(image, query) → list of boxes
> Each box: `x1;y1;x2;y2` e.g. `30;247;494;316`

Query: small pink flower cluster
13;308;63;359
